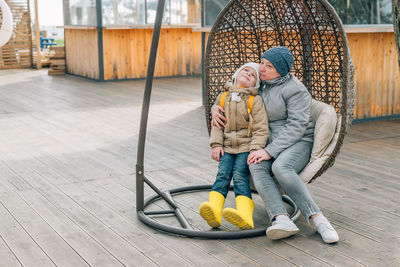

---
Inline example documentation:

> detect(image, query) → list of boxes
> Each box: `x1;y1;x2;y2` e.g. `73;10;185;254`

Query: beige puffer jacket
210;81;269;154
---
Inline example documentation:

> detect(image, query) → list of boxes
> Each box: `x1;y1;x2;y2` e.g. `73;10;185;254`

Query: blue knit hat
261;46;294;77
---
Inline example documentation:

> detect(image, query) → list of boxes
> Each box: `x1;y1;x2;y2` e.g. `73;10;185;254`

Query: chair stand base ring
137;184;300;239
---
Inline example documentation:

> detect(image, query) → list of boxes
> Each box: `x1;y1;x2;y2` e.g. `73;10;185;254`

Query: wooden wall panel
102;28;202;80
0;0;32;69
65;29;99;79
348;32;400;120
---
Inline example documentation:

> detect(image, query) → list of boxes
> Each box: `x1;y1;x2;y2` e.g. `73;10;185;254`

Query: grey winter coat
259;73;314;159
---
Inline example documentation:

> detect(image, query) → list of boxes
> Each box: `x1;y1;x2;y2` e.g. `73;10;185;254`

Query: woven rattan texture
205;0;354;182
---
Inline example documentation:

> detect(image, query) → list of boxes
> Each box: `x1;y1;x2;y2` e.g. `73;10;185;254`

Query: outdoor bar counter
64;25;202;81
64;25;399;121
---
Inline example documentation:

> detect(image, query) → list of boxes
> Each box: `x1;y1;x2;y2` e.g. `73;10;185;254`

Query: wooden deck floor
0;69;399;266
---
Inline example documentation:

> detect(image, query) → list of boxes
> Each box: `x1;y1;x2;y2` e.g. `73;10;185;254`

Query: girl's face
236;67;258;88
260;58;281;81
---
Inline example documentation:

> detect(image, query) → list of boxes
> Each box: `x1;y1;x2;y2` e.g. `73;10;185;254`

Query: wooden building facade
64;25;400;121
62;1;399;121
0;0;32;69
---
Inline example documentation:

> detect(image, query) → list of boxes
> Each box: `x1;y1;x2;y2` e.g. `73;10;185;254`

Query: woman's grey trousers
249;141;320;222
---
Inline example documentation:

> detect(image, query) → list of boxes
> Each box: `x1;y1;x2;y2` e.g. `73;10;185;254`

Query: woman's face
260;58;281;81
235;67;258;88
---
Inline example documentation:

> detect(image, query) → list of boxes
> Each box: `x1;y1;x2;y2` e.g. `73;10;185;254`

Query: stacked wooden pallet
48;47;66;75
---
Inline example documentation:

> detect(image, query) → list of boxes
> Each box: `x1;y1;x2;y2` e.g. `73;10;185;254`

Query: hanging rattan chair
136;0;354;239
205;0;355;183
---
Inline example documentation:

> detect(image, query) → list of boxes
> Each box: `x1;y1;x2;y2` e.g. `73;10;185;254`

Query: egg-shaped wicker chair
136;0;354;239
205;0;355;183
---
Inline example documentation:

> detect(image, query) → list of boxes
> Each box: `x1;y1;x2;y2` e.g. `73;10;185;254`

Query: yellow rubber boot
222;195;255;230
199;191;225;228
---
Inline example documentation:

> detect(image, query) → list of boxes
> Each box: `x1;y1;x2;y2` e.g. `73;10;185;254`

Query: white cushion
250;100;340;188
300;100;339;183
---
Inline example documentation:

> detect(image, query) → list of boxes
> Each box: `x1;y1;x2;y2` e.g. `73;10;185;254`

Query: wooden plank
26;188;157;266
65;29;99;79
102;28;202;80
310;183;400;237
0;190;89;266
68;180;234;266
294;217;390;267
0;195;55;266
58;182;193;266
347;32;400;119
17;189;126;266
0;160;32;191
0;143;189;265
0;149;141;266
0;236;22;266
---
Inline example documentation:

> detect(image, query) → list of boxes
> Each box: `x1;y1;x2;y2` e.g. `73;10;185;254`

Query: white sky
36;0;63;26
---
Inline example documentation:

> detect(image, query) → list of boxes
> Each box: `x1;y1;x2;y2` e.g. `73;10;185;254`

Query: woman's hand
247;149;272;165
211;147;224;162
211;105;226;129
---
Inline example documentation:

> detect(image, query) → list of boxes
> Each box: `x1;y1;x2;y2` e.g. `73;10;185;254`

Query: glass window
169;0;188;24
101;0;200;26
64;0;97;26
102;0;145;25
145;0;162;24
200;0;393;26
328;0;393;24
203;0;229;26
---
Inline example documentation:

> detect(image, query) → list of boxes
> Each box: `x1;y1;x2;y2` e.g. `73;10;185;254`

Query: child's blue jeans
212;152;252;199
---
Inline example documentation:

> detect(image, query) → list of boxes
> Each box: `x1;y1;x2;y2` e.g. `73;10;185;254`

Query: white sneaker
266;220;300;240
315;221;339;243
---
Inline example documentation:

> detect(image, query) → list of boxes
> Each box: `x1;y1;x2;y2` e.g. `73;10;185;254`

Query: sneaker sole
199;204;220;228
322;237;339;244
266;228;299;240
222;210;254;230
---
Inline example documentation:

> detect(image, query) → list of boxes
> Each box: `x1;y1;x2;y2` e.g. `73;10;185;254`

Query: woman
211;46;339;243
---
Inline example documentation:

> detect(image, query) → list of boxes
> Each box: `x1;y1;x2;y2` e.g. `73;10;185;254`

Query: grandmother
211;46;339;243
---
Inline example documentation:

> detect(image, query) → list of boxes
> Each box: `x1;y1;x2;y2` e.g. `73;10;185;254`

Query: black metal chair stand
137;183;299;239
135;0;299;239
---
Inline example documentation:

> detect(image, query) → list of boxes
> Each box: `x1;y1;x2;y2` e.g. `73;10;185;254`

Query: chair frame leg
137;184;300;239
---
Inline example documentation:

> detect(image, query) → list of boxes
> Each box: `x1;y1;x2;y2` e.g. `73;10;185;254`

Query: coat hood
224;81;259;96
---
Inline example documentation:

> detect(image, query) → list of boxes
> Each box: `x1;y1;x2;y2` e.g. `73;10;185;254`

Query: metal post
96;0;104;81
201;32;206;106
201;0;205;106
144;0;148;24
136;0;166;212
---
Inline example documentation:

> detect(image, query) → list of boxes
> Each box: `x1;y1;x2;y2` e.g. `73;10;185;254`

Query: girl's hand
211;105;226;129
247;149;271;165
211;147;224;162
